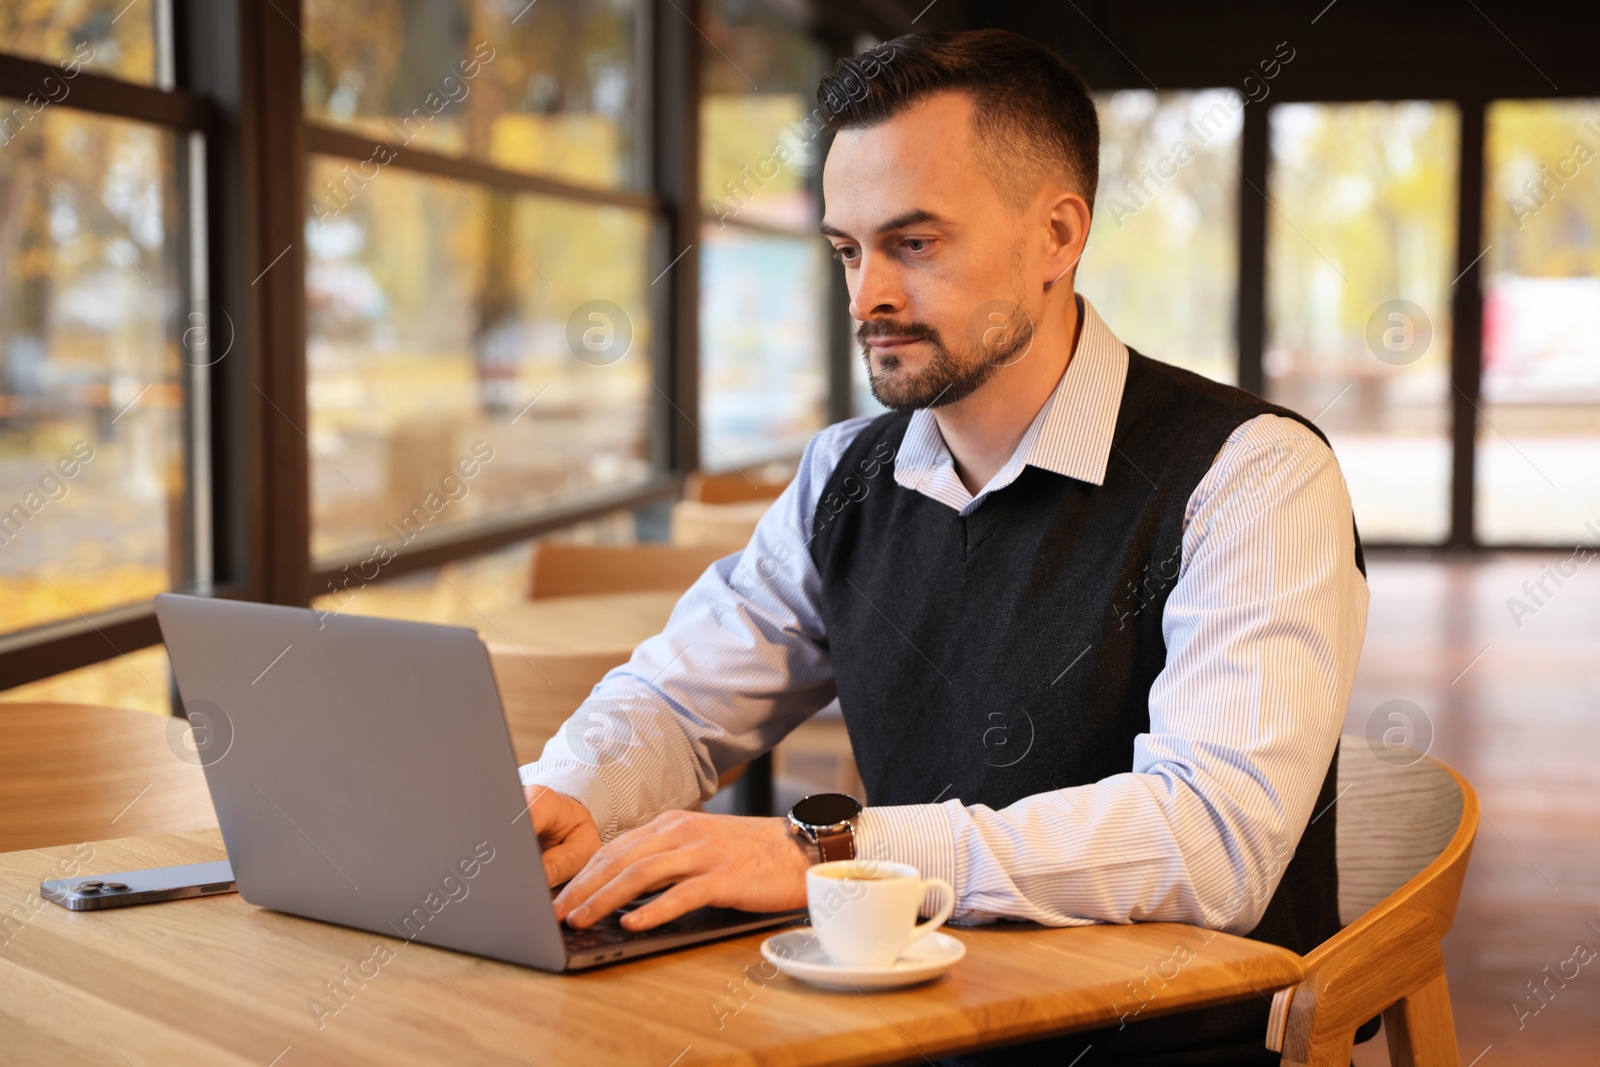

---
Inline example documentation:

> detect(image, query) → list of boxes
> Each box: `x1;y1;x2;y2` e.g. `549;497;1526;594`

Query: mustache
857;322;936;344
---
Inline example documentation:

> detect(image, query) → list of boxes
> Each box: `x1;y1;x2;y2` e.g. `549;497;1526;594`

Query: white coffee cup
805;859;955;969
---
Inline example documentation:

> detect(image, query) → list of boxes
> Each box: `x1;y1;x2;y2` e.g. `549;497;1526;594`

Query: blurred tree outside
1266;102;1458;543
301;1;655;562
0;95;186;636
1478;99;1600;543
1079;90;1242;386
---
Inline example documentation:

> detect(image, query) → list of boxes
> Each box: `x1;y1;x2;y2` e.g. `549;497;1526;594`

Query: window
301;0;661;570
302;0;646;189
1265;101;1459;543
699;226;828;467
305;161;654;562
697;0;830;469
1479;99;1600;544
0;19;202;647
0;1;164;86
1080;90;1242;385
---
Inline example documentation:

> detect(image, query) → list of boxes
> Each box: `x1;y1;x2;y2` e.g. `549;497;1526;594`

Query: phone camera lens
76;881;104;893
102;882;129;891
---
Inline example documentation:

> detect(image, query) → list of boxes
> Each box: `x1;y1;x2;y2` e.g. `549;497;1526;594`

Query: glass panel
699;0;826;231
0;107;188;636
1079;90;1241;385
1479;99;1600;544
1265;102;1458;543
699;224;828;470
306;156;653;563
302;0;643;189
0;0;161;85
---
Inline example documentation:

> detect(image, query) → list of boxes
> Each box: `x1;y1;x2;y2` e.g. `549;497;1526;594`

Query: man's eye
829;246;857;264
904;238;930;254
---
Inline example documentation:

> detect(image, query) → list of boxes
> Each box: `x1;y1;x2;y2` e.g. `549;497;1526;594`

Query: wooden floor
1348;552;1600;1067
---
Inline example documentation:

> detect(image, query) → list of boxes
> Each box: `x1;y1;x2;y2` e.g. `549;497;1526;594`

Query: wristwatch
787;793;862;864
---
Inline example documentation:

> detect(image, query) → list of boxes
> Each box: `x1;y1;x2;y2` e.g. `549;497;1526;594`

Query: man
519;28;1369;1065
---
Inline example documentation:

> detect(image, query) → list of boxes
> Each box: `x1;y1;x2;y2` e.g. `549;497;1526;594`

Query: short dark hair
816;29;1099;215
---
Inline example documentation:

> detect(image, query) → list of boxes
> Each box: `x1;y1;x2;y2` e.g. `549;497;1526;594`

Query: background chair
0;703;216;854
518;539;864;811
669;499;768;550
514;541;744;793
682;468;789;505
491;649;634;767
1266;735;1478;1067
525;542;730;600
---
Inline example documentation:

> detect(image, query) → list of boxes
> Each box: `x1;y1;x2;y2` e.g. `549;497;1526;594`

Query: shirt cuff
517;763;618;840
853;801;960;918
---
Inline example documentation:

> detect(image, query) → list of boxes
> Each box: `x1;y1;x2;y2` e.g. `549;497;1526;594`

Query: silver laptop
154;593;804;971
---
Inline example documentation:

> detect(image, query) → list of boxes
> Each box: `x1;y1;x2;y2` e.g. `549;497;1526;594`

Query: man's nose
849;251;903;321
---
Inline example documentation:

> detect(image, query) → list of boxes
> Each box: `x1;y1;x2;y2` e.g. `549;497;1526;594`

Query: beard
859;304;1034;411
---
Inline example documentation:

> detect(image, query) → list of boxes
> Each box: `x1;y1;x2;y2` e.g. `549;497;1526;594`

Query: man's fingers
541;841;591;888
618;876;717;930
521;786;600;888
523;785;569;833
553;816;692;917
563;850;700;929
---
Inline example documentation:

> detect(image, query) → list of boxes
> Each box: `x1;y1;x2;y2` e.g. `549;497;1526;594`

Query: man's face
821;91;1040;411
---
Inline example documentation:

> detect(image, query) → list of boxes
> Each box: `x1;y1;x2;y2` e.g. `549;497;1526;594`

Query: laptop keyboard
561;899;741;951
559;891;806;954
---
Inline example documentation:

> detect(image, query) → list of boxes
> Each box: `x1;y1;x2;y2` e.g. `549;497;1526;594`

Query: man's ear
1042;189;1092;290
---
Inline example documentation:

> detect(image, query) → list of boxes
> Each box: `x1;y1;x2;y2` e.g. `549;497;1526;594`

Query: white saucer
760;929;965;991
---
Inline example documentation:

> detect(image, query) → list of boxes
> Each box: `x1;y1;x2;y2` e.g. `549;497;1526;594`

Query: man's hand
552;809;813;931
524;785;603;887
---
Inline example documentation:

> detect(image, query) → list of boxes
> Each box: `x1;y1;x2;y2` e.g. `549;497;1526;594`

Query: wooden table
0;830;1304;1066
467;591;681;658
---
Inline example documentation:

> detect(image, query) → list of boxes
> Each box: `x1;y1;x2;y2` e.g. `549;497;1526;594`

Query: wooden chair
490;644;749;800
488;649;629;766
669;499;769;550
1265;735;1478;1067
0;703;216;854
518;541;748;792
683;468;790;505
525;542;731;600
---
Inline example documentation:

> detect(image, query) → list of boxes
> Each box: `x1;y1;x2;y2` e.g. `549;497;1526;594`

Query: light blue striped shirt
519;297;1370;933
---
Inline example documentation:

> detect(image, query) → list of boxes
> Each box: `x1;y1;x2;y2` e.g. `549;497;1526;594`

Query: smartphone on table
41;860;236;911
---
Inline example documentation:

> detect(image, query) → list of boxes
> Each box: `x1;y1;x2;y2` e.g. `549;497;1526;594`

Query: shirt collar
893;295;1130;513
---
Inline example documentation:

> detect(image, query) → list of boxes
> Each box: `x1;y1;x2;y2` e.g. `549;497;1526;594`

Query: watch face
792;792;861;828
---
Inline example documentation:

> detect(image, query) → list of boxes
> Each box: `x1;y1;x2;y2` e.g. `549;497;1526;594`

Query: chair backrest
487;647;739;803
526;542;730;599
1335;733;1468;927
669;499;768;550
0;702;217;853
486;648;626;764
683;469;789;505
1267;737;1478;1060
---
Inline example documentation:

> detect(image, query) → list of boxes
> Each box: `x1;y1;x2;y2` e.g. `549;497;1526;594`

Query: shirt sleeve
851;413;1372;931
516;417;876;841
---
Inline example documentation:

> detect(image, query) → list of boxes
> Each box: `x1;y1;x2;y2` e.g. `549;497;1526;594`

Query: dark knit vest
808;351;1365;1062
